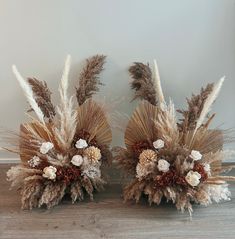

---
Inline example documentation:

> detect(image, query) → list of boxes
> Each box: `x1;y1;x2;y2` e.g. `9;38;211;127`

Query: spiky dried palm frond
28;78;56;120
129;62;157;105
125;101;158;150
76;99;112;146
76;55;106;105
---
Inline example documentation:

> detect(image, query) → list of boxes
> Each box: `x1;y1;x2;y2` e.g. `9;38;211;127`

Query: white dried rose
71;155;83;167
42;166;57;180
157;159;170;173
75;139;88;149
153;139;164;149
40;142;54;154
185;170;201;187
189;150;202;161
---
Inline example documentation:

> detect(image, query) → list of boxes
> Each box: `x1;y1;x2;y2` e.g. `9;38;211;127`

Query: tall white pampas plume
153;60;165;105
55;55;77;150
191;77;225;140
12;65;45;124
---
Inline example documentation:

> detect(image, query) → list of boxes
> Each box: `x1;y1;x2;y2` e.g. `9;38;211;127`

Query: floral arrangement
2;55;112;209
114;60;235;214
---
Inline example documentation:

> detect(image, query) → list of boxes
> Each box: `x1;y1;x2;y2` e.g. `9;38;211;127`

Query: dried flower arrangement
113;60;235;214
2;55;112;209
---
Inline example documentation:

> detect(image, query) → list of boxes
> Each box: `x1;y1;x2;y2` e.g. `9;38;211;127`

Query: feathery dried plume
28;78;56;120
55;55;77;150
153;60;165;104
12;65;45;124
192;77;225;140
76;55;106;105
177;83;214;131
129;62;157;105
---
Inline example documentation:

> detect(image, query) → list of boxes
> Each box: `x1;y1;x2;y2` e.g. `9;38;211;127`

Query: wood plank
1;164;235;239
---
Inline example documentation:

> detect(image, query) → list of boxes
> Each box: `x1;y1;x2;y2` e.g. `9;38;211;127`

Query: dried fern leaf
76;99;112;146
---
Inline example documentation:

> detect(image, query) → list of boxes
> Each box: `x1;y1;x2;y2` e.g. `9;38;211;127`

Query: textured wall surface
0;0;235;158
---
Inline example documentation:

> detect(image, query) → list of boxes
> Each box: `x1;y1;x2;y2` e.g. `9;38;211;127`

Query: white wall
0;0;235;159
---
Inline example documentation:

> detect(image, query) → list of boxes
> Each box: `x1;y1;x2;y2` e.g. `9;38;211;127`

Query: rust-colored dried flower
84;146;102;162
132;141;151;156
139;149;157;165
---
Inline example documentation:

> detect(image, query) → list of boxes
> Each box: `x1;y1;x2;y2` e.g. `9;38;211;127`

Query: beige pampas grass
153;60;165;104
192;77;225;140
12;65;45;124
55;55;77;150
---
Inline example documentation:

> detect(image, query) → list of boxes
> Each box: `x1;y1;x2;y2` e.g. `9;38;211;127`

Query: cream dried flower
136;162;155;179
84;146;101;162
157;159;170;172
139;149;157;165
75;139;88;149
42;166;57;180
153;139;164;149
185;170;201;187
40;142;54;154
71;155;83;166
190;150;202;161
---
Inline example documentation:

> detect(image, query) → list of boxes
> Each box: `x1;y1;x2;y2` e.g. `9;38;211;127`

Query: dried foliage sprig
76;55;106;105
129;62;157;105
28;78;56;120
116;61;235;215
2;54;112;209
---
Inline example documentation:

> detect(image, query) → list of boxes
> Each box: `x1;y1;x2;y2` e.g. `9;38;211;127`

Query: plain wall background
0;0;235;158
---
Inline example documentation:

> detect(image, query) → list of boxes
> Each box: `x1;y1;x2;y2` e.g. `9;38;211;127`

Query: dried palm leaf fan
2;55;112;209
114;60;235;215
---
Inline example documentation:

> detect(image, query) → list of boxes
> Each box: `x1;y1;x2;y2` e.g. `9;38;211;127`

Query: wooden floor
1;164;235;239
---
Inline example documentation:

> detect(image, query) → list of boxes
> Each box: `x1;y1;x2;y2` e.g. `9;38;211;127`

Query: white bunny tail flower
71;155;83;167
28;156;41;167
153;139;165;149
40;142;54;154
75;139;88;149
190;150;202;161
157;159;170;172
185;170;201;187
42;166;57;180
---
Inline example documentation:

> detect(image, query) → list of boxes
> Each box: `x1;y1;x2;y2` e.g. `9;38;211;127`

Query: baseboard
0;158;20;164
